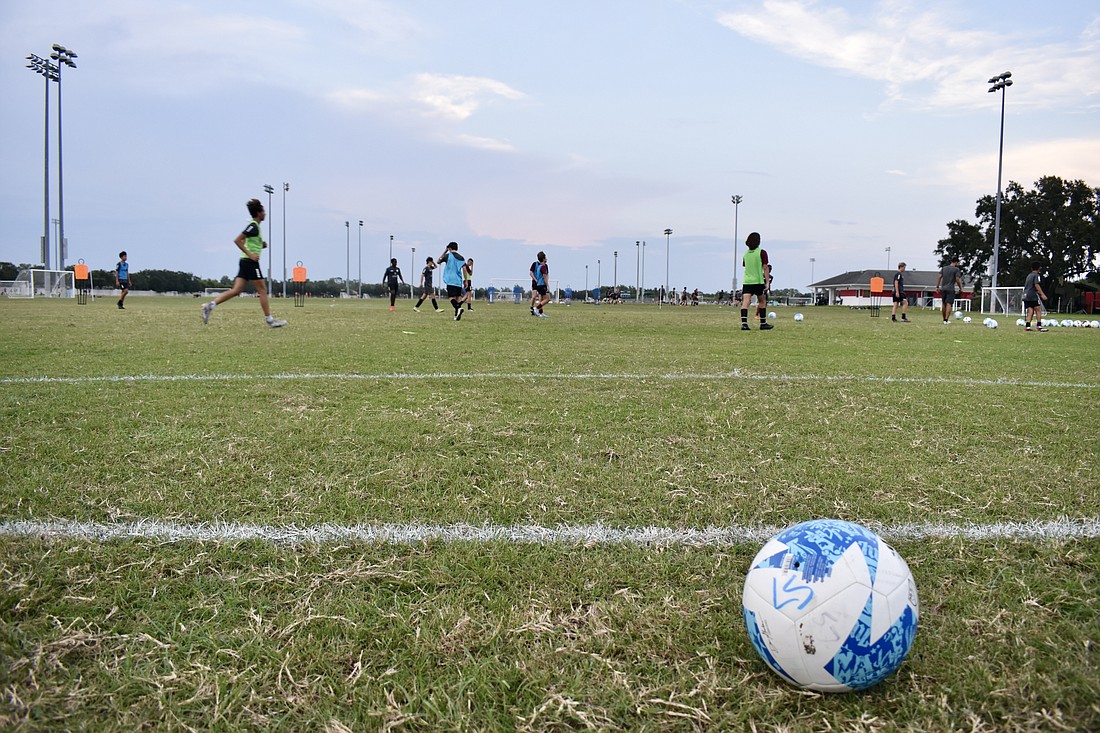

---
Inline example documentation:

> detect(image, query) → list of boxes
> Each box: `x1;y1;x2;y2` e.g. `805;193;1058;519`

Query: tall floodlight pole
263;184;274;279
988;71;1013;309
282;183;289;298
585;264;588;302
663;228;672;309
50;45;77;269
345;221;350;296
613;251;618;294
410;247;416;299
810;257;816;303
641;240;646;303
885;246;891;271
597;259;601;300
635;241;640;301
731;195;743;294
389;234;394;261
25;53;58;269
357;221;363;297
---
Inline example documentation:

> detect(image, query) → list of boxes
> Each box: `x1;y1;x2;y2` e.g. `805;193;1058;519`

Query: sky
2;0;1099;294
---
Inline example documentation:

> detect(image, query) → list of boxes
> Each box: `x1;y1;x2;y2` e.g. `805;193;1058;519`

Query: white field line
1;371;1098;389
0;517;1097;547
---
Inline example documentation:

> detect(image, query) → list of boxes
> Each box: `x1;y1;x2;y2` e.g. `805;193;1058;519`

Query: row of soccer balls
951;313;1100;329
766;312;805;321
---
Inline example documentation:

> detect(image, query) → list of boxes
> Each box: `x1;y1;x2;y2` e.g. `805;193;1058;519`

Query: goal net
487;278;561;304
981;287;1029;315
5;269;75;298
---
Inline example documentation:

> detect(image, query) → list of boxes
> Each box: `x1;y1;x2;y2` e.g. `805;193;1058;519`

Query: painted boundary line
2;371;1098;389
1;517;1097;547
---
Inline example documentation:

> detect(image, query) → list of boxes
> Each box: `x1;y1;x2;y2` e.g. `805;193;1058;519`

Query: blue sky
2;0;1098;294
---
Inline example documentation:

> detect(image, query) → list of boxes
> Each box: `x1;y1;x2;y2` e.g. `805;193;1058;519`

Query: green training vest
743;248;765;285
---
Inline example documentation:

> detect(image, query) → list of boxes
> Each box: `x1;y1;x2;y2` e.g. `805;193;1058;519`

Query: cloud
409;73;527;121
717;1;1100;110
938;138;1100;194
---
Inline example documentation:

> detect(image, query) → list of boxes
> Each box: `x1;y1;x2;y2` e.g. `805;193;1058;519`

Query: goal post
981;287;1028;315
487;278;561;304
5;269;75;298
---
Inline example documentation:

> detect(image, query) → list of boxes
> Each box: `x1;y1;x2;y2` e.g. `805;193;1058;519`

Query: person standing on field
936;256;963;324
740;232;773;331
383;258;404;311
438;241;467;321
115;251;130;310
532;251;551;318
413;256;440;313
891;262;910;322
201;198;287;328
461;257;474;311
1023;261;1049;332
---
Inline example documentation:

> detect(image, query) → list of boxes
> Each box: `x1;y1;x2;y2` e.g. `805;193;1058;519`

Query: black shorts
1023;299;1040;309
388;284;399;295
941;291;956;305
446;284;464;298
117;280;130;291
535;284;548;296
236;258;264;281
743;283;765;296
892;293;906;303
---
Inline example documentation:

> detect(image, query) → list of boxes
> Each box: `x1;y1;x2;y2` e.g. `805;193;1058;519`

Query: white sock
266;315;274;322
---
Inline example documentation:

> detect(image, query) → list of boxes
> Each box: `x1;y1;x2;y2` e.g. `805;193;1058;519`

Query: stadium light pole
885;246;891;270
282;183;289;298
731;195;743;295
585;264;588;302
345;221;350;296
663;228;672;309
49;44;76;270
410;246;415;299
613;251;618;294
25;53;58;269
635;241;640;302
263;184;274;279
357;221;363;297
810;257;816;304
641;240;646;303
389;234;393;261
988;70;1013;305
597;259;601;301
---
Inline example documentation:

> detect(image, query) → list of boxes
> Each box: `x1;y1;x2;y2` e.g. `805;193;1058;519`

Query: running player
413;256;440;312
438;241;467;321
532;251;551;318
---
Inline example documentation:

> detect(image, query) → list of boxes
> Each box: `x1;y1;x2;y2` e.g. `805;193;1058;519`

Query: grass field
1;295;1097;732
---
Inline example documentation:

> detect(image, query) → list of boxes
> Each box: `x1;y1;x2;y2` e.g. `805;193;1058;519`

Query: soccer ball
768;311;777;320
1061;319;1073;328
1091;321;1099;329
1073;320;1083;328
987;319;998;329
953;311;963;319
982;317;992;327
742;519;919;693
1016;319;1026;327
963;316;972;324
794;313;804;322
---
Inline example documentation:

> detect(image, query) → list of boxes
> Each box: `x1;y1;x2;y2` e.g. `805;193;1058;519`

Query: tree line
935;175;1099;305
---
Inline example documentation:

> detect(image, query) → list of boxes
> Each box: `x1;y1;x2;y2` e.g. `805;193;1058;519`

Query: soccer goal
981;287;1027;315
5;269;75;298
487;278;560;304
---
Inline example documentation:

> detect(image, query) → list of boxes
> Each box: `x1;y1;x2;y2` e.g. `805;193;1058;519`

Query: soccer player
413;256;440;312
461;257;474;310
740;232;773;330
383;258;405;311
532;251;551;318
115;251;130;310
1023;261;1049;332
936;256;963;324
438;241;467;321
891;262;910;322
201;198;287;328
529;256;541;315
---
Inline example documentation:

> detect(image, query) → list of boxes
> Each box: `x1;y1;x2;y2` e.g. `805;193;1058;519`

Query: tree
938;176;1099;294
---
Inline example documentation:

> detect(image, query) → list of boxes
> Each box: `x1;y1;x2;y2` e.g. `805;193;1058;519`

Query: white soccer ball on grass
793;313;804;322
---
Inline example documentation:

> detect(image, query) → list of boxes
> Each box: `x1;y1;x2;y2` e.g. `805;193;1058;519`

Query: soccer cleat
759;322;774;330
455;309;462;321
435;309;442;313
1037;327;1048;332
943;320;949;325
741;324;751;331
537;311;549;318
1025;326;1032;331
267;318;287;328
891;315;896;321
201;302;214;324
412;307;420;312
118;301;124;310
901;317;909;322
390;306;395;312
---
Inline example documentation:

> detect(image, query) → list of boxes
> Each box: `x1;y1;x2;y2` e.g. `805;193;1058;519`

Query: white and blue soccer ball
794;313;804;322
768;311;777;320
1016;318;1026;327
1061;319;1073;328
742;519;919;693
987;319;998;329
963;316;972;324
1091;321;1100;329
982;317;992;327
953;311;963;319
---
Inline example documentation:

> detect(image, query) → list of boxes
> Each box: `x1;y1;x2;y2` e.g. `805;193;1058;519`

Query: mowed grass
1;296;1098;732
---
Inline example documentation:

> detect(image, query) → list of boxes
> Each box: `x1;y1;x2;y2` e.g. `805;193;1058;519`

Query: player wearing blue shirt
438;241;467;321
115;251;130;310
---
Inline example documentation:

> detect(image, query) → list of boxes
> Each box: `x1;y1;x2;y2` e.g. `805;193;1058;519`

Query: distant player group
110;197;1062;334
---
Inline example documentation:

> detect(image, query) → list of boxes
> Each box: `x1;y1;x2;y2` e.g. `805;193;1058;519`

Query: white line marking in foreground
1;371;1098;389
1;517;1096;546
